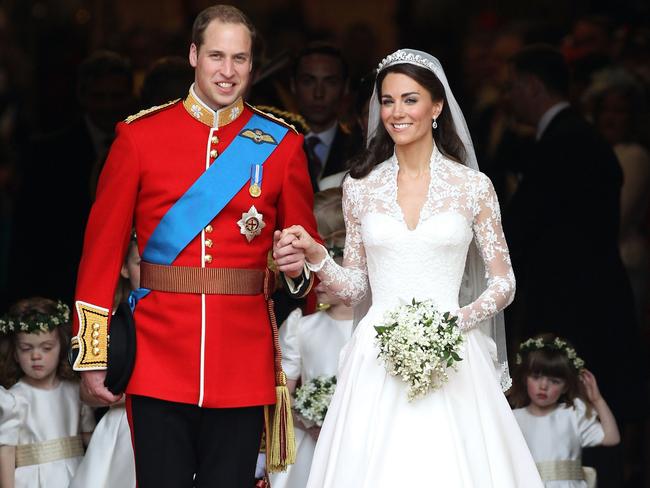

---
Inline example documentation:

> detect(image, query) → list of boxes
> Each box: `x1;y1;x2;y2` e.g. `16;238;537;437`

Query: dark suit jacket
504;107;645;418
306;124;361;192
9;118;101;305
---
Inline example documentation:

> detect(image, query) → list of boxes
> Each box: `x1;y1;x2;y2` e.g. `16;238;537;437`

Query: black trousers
127;395;264;488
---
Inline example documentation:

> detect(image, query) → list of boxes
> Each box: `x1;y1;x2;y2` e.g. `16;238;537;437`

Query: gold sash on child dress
15;435;84;467
536;460;585;481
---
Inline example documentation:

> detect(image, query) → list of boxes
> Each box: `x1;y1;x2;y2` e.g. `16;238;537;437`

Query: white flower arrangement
374;299;464;401
516;336;585;371
293;375;337;427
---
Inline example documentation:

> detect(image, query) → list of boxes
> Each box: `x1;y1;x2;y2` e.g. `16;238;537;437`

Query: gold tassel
266;371;296;473
263;268;297;473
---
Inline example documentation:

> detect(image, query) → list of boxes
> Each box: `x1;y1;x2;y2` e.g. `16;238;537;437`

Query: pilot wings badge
239;128;278;145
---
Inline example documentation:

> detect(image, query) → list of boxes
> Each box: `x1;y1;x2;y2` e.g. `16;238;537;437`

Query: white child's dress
0;386;16;445
0;379;95;488
70;404;136;488
270;308;353;488
513;399;604;487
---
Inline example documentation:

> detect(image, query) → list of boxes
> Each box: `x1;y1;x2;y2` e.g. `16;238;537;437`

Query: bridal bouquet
375;299;464;401
293;375;337;427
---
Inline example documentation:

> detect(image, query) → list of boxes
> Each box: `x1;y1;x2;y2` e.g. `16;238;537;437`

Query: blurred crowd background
0;0;649;486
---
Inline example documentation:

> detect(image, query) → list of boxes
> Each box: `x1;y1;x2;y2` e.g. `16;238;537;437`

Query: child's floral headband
516;336;585;371
0;301;71;335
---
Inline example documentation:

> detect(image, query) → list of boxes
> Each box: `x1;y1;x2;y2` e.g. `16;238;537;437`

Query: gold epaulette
124;99;180;124
247;103;299;134
254;105;309;133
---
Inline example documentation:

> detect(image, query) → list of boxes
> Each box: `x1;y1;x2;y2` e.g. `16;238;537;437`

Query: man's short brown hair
191;5;257;53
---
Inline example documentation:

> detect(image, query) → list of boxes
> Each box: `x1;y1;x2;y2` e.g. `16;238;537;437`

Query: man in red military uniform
71;5;319;487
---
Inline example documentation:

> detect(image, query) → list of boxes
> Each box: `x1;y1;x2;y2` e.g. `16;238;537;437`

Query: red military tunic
72;87;319;408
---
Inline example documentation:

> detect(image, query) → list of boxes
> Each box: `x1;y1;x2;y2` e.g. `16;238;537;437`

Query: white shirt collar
307;121;338;148
536;101;570;141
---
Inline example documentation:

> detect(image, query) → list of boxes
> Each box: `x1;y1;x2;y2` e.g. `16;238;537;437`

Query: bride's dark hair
349;63;466;179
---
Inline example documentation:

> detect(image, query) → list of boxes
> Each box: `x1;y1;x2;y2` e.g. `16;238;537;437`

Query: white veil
359;48;511;391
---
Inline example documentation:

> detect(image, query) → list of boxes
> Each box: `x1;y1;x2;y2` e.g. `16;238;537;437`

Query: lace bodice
316;148;515;330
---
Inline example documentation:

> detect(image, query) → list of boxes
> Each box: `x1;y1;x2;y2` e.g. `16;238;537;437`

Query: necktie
305;136;323;190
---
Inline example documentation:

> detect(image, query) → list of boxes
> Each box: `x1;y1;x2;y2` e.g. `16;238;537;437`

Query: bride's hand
448;309;466;330
281;225;327;265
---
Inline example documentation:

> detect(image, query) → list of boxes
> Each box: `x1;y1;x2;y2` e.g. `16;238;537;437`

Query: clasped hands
272;225;325;277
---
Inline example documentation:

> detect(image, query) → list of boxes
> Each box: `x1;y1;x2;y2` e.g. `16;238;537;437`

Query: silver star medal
238;205;266;242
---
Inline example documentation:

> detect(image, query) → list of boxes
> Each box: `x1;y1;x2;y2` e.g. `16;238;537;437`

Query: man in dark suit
8;51;134;305
504;45;645;487
291;44;360;191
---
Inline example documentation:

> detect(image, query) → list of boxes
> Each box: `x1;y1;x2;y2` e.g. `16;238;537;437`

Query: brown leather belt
140;261;265;295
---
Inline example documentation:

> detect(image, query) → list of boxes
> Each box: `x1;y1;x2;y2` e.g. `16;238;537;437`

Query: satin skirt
305;317;543;488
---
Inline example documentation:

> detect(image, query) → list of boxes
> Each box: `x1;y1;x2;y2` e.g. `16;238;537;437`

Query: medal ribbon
249;164;263;196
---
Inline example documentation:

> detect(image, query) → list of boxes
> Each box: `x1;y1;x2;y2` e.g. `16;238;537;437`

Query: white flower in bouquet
293;375;337;427
374;298;464;401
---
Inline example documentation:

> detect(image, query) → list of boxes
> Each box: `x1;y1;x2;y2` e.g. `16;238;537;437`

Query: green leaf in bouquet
375;325;389;335
451;352;462;362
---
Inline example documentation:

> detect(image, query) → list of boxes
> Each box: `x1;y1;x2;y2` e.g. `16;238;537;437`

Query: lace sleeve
316;178;369;306
456;174;515;330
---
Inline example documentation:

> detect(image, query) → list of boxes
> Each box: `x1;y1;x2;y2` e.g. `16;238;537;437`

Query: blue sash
129;113;290;308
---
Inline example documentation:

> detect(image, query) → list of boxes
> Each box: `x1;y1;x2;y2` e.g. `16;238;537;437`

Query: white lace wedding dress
305;147;543;487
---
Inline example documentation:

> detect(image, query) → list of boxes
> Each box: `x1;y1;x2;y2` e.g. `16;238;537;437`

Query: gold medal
249;164;263;198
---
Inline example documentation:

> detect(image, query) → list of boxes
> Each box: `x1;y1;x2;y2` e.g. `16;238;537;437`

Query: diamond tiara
377;50;439;74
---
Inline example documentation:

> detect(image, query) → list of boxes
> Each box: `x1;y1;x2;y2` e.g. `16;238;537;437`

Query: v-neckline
393;148;437;232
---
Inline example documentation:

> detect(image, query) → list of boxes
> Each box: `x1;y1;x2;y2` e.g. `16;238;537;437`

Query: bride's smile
380;72;441;148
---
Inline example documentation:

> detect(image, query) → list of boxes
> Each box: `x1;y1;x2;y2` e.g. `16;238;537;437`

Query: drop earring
432;118;437;129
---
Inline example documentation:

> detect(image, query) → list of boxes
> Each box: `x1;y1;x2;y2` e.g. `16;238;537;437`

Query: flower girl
70;237;140;488
509;334;620;487
269;188;354;488
0;297;95;488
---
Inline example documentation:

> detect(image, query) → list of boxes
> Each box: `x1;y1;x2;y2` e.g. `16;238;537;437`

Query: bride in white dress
277;49;543;487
